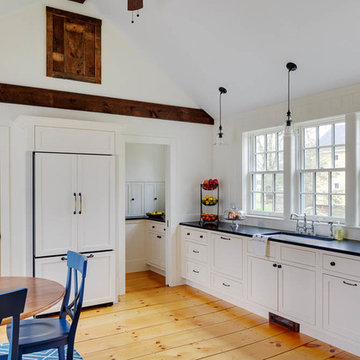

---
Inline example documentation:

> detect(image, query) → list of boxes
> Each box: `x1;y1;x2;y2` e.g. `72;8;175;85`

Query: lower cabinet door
211;273;243;299
279;264;316;324
323;274;360;341
248;256;278;311
83;251;115;307
147;232;165;270
185;260;209;286
35;256;69;314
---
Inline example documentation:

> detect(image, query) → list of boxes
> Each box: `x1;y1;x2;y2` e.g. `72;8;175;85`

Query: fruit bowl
201;213;218;223
201;195;218;206
146;211;164;219
202;178;219;190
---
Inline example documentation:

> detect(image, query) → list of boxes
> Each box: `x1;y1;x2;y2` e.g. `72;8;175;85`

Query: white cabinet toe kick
180;225;360;357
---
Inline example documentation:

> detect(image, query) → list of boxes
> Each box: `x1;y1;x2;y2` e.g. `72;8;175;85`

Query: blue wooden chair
0;288;27;360
7;251;87;360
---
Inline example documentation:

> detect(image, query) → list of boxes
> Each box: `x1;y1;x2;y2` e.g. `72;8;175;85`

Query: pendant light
283;62;298;137
214;87;228;146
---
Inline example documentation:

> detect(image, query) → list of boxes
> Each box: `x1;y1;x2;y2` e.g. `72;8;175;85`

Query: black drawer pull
330;261;336;266
343;281;358;287
187;232;190;236
193;270;200;274
61;257;67;261
273;263;277;268
131;198;135;201
157;235;162;239
221;236;231;241
222;283;230;287
193;250;200;254
154;197;158;200
152;226;155;229
277;264;282;269
199;235;204;239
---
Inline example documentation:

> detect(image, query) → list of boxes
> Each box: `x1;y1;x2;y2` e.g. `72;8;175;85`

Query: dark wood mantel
0;83;214;125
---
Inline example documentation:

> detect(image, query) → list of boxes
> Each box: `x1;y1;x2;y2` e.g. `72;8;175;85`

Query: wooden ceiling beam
0;83;214;125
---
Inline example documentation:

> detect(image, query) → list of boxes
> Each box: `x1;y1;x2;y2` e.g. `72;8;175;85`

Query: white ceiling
3;0;360;119
89;0;360;119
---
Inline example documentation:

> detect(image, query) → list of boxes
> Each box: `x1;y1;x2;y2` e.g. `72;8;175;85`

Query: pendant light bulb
283;62;298;137
215;86;228;146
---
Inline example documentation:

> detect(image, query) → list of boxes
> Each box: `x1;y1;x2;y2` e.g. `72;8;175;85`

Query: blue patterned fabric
0;343;83;359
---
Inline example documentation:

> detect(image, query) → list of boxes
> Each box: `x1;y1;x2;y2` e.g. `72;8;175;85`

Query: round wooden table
0;277;65;324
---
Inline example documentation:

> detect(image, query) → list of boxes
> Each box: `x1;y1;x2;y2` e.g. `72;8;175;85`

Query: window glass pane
278;152;284;171
267;133;276;152
302;194;314;215
304;127;317;148
275;194;283;213
332;195;345;218
304;149;317;169
255;135;265;153
316;195;329;216
256;154;265;171
278;133;284;151
316;172;329;194
264;193;274;212
264;174;273;192
332;171;345;194
319;147;333;169
254;193;263;211
319;124;332;146
275;174;283;192
335;123;345;145
267;153;276;171
335;146;345;168
302;172;314;193
254;174;263;192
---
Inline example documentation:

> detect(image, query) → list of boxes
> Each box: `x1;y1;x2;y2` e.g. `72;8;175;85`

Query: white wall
0;1;213;279
125;143;166;182
214;83;360;240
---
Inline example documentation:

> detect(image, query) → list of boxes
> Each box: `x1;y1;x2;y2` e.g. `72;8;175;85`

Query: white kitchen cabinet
127;183;144;216
144;182;165;214
34;153;115;256
34;153;78;257
212;234;243;280
279;264;316;324
77;155;115;252
323;274;360;341
145;221;166;271
248;256;278;311
35;251;115;313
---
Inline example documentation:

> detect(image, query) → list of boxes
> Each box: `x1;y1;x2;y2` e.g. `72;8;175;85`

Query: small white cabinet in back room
126;183;144;216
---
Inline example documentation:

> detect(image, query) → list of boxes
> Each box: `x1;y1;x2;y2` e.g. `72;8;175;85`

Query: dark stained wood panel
0;83;214;125
47;7;101;84
128;0;144;11
68;0;87;3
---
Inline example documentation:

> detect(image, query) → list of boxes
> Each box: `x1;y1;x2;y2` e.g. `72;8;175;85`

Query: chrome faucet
290;213;317;236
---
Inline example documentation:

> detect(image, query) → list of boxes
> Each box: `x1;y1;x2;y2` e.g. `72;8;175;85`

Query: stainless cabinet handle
343;281;358;287
221;236;231;241
61;256;67;261
79;193;83;215
87;254;94;259
193;250;200;254
193;270;199;274
222;283;230;287
73;193;77;215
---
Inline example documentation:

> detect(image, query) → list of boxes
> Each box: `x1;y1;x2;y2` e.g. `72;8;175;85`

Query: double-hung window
249;130;284;216
299;121;345;219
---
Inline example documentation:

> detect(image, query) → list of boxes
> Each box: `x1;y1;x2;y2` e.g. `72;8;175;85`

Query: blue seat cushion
7;318;70;348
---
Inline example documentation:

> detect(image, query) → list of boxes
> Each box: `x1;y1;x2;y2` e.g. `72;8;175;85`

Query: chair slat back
0;288;27;360
59;251;87;340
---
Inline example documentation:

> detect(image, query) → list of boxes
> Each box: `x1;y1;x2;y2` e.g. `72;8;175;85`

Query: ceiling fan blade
128;0;143;11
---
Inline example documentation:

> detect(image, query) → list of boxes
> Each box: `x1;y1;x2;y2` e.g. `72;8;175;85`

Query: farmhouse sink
264;232;334;242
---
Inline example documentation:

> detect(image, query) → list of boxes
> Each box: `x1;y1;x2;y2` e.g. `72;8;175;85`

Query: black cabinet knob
277;264;282;269
330;261;336;266
187;233;190;236
154;198;158;200
131;198;135;201
273;263;277;268
200;235;203;239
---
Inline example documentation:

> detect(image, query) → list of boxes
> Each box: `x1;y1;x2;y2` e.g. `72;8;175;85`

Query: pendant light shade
283;62;298;137
214;87;228;146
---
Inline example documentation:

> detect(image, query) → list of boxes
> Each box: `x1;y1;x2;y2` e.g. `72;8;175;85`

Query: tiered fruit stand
200;179;219;225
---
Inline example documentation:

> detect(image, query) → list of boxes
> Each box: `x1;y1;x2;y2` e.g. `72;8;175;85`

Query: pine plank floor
1;271;359;360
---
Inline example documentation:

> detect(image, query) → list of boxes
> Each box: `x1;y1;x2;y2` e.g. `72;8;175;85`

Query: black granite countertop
180;221;360;257
126;216;165;223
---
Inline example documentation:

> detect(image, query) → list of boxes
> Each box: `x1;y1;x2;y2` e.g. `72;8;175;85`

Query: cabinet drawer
280;245;316;267
247;239;276;259
148;221;166;234
185;241;209;264
323;254;360;278
211;273;243;299
183;228;208;245
185;261;209;286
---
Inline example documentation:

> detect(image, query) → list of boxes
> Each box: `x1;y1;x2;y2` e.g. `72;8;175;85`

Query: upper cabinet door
144;183;156;214
77;155;115;252
155;182;165;212
34;153;78;257
128;183;143;216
